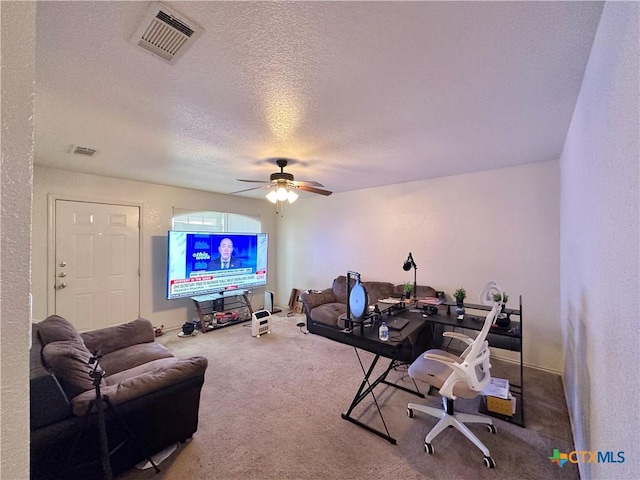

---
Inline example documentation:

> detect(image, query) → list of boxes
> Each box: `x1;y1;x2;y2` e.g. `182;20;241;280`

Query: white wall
560;2;639;479
32;167;279;330
279;161;561;372
0;2;34;478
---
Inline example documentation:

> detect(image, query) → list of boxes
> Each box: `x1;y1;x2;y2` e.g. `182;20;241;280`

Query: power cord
296;321;308;334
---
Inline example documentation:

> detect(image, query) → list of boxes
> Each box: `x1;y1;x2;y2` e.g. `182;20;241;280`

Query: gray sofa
30;315;208;480
301;275;444;361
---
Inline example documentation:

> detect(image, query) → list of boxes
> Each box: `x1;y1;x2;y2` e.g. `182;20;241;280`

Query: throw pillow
81;318;155;355
42;340;96;400
37;315;84;346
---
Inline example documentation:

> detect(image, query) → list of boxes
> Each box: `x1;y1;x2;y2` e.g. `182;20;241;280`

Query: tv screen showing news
166;231;268;300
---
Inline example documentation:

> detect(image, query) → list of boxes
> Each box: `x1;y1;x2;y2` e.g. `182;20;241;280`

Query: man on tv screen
207;237;244;270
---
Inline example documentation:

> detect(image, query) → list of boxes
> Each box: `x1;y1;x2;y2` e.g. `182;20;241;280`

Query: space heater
251;310;272;337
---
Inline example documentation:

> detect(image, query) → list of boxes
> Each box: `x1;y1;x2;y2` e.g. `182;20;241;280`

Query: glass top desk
331;308;428;444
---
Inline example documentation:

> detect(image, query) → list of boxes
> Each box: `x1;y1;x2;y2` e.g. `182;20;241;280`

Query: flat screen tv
166;231;268;300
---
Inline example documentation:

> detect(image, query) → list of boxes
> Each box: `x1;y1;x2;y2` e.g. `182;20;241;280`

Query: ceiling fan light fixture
275;185;289;202
287;189;299;204
235;158;332;210
266;190;278;203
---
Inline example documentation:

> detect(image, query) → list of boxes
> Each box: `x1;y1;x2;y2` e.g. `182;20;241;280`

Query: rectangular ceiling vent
130;2;204;65
70;145;98;157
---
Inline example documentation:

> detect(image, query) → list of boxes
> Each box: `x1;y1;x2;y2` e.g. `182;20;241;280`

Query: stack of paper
417;297;445;305
378;298;402;304
481;377;510;399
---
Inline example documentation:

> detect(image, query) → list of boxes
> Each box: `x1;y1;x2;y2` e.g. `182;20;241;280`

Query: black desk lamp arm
403;253;417;299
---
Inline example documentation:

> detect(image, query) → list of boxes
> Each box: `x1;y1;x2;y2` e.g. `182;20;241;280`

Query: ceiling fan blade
292;180;325;188
297;184;332;196
228;185;271;195
237;179;271;184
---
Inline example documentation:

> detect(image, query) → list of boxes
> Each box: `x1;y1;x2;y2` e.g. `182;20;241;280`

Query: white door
54;200;140;332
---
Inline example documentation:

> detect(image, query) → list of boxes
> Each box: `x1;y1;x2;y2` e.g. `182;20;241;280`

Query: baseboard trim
447;345;562;375
490;351;562;375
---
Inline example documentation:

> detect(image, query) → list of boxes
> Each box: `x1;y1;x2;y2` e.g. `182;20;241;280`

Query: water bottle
379;321;389;341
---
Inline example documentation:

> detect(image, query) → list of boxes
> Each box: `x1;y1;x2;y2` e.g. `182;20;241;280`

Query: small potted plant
492;292;510;327
452;288;466;320
453;288;467;306
402;282;413;299
492;292;509;305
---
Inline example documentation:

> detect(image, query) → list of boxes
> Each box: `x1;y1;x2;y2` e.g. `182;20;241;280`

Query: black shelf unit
443;297;524;427
191;291;254;332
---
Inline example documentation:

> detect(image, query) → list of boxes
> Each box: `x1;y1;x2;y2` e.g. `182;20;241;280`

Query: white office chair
407;300;502;468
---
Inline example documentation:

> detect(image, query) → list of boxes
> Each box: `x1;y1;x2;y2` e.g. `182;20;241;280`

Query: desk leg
381;361;426;398
342;351;397;444
341;349;424;444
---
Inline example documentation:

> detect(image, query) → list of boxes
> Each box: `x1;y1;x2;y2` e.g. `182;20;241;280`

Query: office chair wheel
487;424;497;434
483;456;496;468
424;442;434;454
407;408;414;418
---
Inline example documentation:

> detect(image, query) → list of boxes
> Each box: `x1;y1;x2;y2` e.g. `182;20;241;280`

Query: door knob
58;272;67;278
57;283;67;289
59;261;67;267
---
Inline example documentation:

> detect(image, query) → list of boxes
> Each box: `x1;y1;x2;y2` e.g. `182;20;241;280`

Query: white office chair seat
408;349;479;399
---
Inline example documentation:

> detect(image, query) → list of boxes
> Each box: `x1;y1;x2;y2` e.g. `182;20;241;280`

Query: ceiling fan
230;159;332;204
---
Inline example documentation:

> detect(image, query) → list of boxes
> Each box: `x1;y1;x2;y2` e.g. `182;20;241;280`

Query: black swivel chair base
407;396;497;468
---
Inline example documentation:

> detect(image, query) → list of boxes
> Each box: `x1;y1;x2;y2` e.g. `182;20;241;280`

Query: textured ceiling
34;1;604;199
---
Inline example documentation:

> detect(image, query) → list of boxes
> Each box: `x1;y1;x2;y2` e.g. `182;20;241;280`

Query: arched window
172;209;261;233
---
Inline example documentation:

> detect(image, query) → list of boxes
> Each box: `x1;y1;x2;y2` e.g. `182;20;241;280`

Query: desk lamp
402;252;417;301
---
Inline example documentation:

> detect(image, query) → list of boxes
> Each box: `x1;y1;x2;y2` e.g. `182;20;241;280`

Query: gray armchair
31;315;208;479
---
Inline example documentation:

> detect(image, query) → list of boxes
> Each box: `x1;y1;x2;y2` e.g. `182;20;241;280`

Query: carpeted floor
118;312;579;480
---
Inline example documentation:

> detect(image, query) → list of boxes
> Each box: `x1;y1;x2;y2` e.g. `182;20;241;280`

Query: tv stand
191;291;254;332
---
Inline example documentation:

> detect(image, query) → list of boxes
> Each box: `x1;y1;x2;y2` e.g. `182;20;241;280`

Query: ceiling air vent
70;145;98;157
130;2;204;65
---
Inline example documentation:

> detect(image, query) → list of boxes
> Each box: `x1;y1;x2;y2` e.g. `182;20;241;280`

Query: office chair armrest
442;332;473;345
424;352;459;366
424;352;473;379
424;352;476;399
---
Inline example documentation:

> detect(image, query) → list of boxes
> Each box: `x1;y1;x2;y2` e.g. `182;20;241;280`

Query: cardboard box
289;288;305;314
288;288;301;309
486;395;515;416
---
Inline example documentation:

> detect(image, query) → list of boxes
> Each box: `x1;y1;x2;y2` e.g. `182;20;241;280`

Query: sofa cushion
331;277;395;305
331;276;352;304
394;284;437;298
71;356;209;416
309;302;348;327
300;288;336;312
41;340;95;399
37;315;84;346
103;357;180;386
363;281;395;303
81;318;155;355
100;342;175;376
